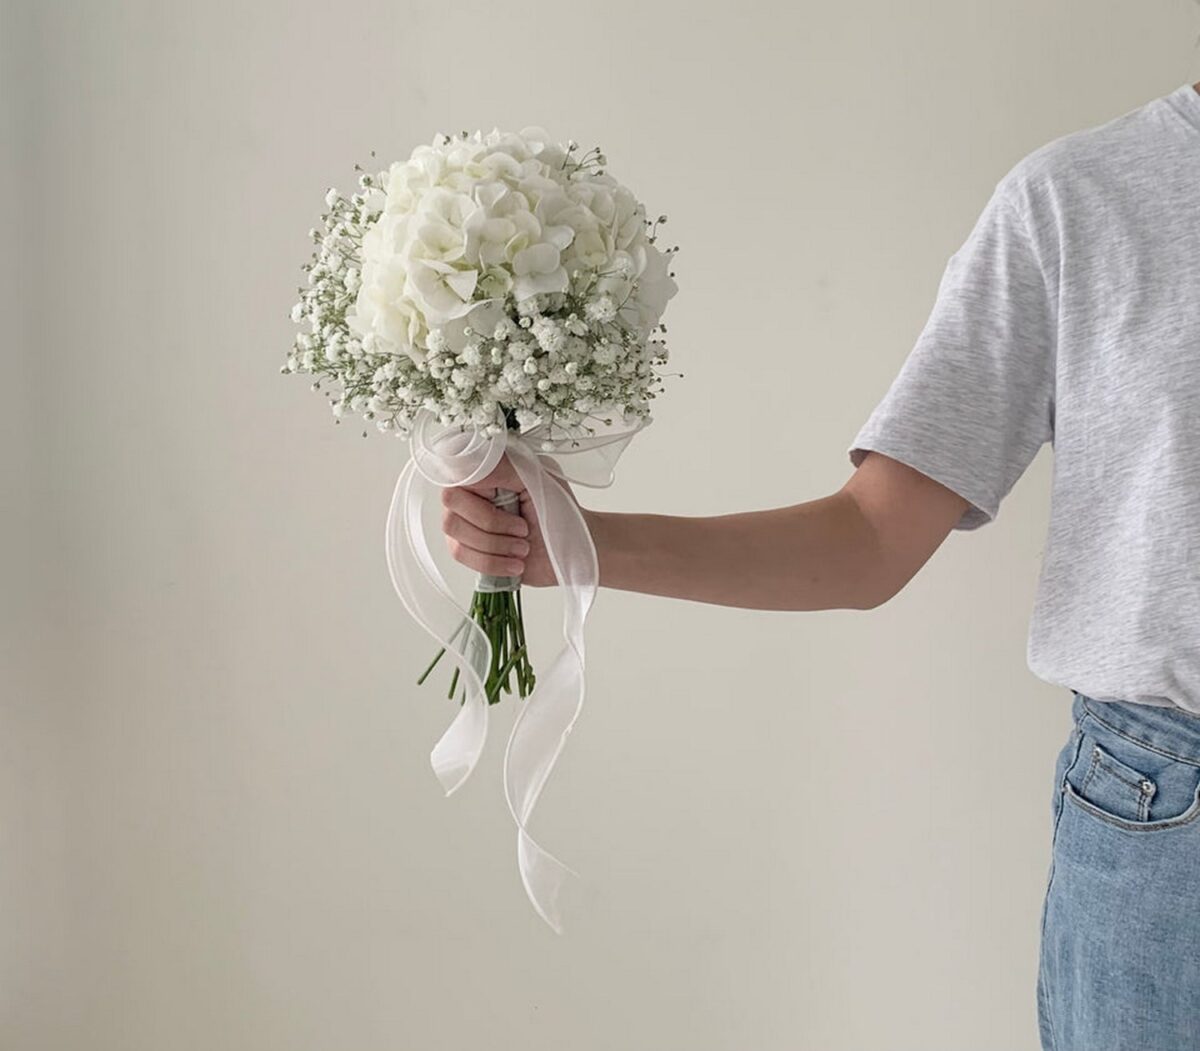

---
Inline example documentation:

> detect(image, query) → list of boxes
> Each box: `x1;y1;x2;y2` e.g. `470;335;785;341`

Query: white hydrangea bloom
286;127;678;438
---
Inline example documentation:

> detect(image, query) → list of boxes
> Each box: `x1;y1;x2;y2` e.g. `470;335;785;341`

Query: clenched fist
439;453;584;588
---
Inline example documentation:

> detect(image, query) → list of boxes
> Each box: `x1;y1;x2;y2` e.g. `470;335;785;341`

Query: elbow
859;583;897;607
852;582;895;611
855;560;917;609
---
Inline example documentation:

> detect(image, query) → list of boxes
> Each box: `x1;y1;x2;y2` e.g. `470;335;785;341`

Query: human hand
439;453;584;588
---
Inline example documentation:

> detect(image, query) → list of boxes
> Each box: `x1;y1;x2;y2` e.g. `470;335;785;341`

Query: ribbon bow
385;407;646;932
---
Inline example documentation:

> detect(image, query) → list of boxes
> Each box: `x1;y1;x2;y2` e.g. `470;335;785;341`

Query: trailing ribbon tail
499;436;599;933
385;456;493;796
385;407;647;931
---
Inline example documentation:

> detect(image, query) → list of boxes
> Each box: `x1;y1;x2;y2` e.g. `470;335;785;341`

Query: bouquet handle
387;409;649;932
476;487;523;594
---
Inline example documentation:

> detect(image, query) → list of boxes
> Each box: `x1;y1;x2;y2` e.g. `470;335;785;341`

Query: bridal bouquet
282;127;678;931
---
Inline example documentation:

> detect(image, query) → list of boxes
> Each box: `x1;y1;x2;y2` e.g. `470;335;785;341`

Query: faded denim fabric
1037;691;1200;1050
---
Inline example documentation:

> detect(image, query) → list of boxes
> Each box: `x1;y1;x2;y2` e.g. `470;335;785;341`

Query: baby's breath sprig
283;129;678;449
560;140;608;179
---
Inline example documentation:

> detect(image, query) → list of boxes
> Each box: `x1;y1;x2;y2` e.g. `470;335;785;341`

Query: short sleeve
846;179;1057;530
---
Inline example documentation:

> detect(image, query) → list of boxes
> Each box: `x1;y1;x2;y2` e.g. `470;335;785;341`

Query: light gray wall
5;2;1199;1048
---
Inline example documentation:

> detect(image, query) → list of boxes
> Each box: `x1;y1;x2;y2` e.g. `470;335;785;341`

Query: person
437;81;1200;1051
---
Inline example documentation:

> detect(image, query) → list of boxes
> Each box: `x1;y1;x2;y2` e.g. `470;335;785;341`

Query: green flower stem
515;590;534;695
504;595;521;694
488;644;528;704
418;584;537;707
416;616;469;686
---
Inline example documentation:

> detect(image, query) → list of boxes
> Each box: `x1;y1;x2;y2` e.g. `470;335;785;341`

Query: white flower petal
542;224;576;251
443;268;478;300
514;267;568;300
513;242;560;277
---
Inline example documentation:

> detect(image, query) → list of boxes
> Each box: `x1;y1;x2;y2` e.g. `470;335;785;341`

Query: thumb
464;451;525;498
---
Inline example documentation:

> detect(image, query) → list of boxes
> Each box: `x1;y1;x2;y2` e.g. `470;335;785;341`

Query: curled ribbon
385;407;646;933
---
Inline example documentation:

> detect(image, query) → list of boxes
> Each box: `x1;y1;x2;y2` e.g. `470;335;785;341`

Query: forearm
583;491;887;611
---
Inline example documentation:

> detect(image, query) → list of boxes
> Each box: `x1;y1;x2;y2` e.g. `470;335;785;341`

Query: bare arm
584;451;970;609
439;450;971;612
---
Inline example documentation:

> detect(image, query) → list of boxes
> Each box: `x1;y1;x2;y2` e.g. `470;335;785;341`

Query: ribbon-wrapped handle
476;487;523;595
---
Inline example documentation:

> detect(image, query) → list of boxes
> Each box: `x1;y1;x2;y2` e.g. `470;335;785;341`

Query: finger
443;511;532;558
442;486;530;537
467;453;525;495
444;537;526;578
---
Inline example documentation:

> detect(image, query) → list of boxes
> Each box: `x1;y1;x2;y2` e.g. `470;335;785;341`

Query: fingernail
514;540;530;556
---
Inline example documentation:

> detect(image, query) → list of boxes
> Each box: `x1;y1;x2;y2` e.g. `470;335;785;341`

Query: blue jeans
1037;690;1200;1050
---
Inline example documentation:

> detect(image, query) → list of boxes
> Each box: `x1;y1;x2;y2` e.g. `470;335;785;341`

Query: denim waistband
1073;691;1200;767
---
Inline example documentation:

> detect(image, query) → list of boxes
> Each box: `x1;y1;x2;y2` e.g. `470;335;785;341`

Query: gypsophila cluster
282;127;680;440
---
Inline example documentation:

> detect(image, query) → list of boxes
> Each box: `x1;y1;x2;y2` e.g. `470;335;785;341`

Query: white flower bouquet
283;127;678;930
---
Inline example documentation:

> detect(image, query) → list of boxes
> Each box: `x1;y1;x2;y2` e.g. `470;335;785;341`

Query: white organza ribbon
385;407;645;933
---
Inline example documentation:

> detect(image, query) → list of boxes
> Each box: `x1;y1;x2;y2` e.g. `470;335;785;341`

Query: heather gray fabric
847;83;1200;714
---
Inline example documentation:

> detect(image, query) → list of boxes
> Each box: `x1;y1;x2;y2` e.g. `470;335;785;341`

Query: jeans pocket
1049;726;1082;831
1061;714;1200;833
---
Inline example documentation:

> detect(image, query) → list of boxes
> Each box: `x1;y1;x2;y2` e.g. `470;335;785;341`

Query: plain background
4;2;1199;1048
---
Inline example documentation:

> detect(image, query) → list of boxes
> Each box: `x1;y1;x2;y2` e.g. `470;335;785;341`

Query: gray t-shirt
847;82;1200;714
